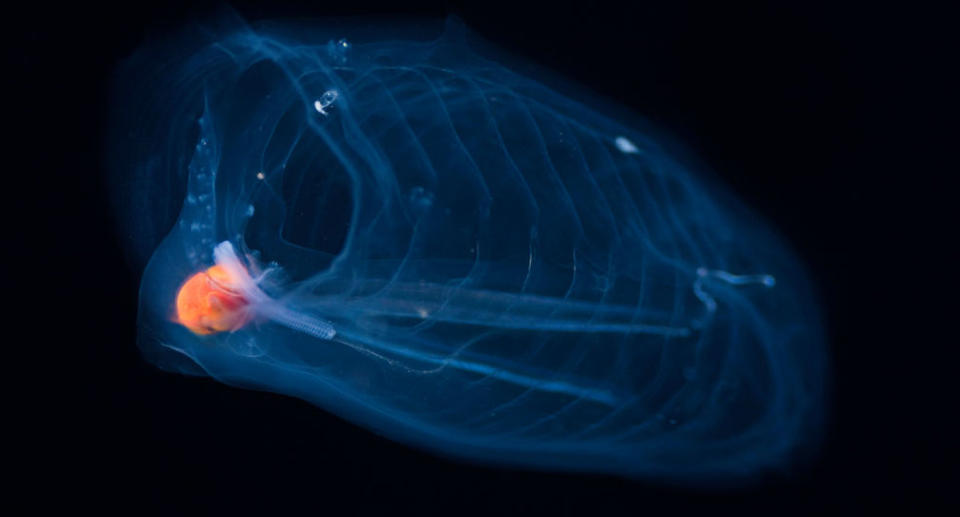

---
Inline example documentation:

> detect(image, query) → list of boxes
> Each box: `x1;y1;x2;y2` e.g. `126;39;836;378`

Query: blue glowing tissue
108;14;827;483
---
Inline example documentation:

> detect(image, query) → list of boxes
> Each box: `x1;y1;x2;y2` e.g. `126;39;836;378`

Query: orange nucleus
175;264;251;335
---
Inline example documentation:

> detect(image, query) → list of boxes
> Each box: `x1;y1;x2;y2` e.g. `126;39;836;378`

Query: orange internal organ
175;265;251;335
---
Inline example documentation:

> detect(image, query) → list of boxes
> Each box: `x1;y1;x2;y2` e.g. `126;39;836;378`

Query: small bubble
408;186;435;213
614;136;639;154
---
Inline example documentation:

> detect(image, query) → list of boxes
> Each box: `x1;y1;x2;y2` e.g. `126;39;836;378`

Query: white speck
614;136;639;154
328;39;351;64
256;171;265;180
416;308;430;319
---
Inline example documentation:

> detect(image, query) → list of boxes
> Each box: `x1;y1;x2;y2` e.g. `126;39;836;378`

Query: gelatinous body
108;14;827;483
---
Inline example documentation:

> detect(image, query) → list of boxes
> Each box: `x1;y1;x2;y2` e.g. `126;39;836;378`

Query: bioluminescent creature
108;13;827;484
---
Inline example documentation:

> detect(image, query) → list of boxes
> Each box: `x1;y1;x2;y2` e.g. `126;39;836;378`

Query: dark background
9;0;952;513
